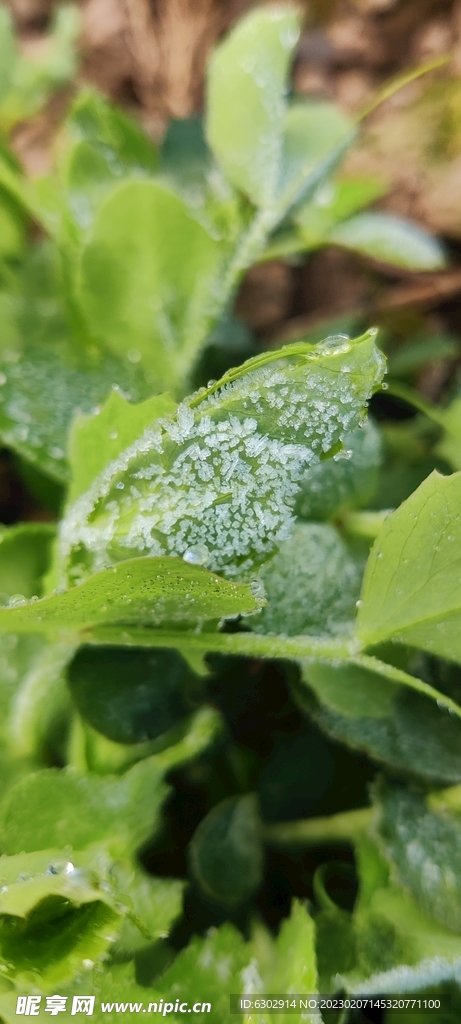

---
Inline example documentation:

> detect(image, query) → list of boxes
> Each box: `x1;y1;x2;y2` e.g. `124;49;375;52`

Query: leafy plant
0;4;458;1021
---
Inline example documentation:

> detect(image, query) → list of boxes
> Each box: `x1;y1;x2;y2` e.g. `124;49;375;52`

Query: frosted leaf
58;331;384;584
249;521;361;637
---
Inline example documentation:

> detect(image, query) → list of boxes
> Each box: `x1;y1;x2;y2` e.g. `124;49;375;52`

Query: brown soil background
7;0;461;407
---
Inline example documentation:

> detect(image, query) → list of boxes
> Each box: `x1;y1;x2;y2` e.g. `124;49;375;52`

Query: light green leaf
250;522;361;637
206;5;300;209
329;212;446;271
0;557;258;636
375;782;461;935
112;862;184;953
0;848;120;989
278;101;353;215
296;419;382;521
253;902;321;1024
356;470;461;661
78;180;223;390
68;390;176;504
189;794;263;907
61;89;159;232
0;523;54;601
0;758;169;856
59;331;384;584
157;922;252;1020
294;174;386;248
0;8;15;102
298;659;461;785
0;5;79;133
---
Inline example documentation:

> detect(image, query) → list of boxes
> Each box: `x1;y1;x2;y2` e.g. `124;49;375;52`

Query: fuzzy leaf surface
58;331;384;584
329;212;446;270
296;419;382;521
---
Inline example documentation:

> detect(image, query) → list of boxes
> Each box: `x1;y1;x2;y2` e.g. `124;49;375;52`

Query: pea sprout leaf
328;212;446;271
68;390;176;504
297;659;461;784
58;331;384;585
206;5;300;209
356;470;461;661
296;419;382;522
0;557;259;636
250;522;361;638
78;180;223;390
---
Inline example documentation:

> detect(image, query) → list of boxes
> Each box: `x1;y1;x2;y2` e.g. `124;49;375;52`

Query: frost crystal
59;332;384;583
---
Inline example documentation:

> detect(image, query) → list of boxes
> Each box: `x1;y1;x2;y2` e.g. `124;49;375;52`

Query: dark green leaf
297;659;461;784
189;794;263;906
68;646;199;744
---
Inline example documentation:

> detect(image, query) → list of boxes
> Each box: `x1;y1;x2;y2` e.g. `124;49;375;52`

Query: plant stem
263;807;372;848
357;52;452;121
385;379;446;427
341;509;392;541
86;625;356;662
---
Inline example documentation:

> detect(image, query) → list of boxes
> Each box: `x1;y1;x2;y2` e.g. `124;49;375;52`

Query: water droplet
381;382;389;391
207;380;217;388
109;430;118;440
127;348;141;363
46;860;75;876
183;545;210;566
8;594;27;607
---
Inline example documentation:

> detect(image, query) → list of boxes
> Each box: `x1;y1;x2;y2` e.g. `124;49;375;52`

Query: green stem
357;52;452;121
263;807;372;847
341;509;392;541
385;379;446;427
86;625;355;662
353;652;461;722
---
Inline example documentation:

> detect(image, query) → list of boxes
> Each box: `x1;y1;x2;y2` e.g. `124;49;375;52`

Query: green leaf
375;782;461;935
0;557;258;636
256;901;320;1023
68;645;199;744
0;5;79;133
342;840;461;996
293;174;386;249
189;794;263;906
78;180;223;390
59;331;384;584
0;346;150;483
278;101;353;215
112;862;184;954
356;470;461;661
297;659;461;785
436;398;461;471
296;419;382;521
328;213;446;271
0;849;120;989
206;5;300;209
68;390;176;504
0;8;15;103
250;522;361;637
157;922;252;1019
0;523;54;601
0;758;169;856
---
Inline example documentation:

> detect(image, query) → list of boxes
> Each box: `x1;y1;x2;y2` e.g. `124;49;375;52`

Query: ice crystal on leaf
59;331;384;584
